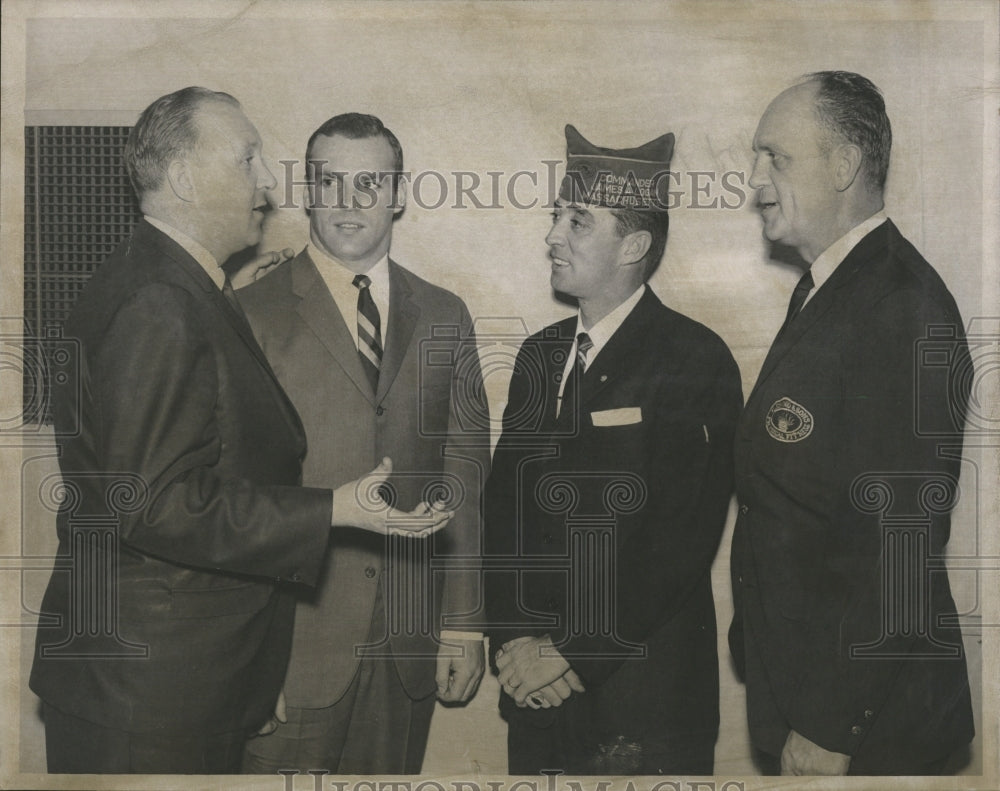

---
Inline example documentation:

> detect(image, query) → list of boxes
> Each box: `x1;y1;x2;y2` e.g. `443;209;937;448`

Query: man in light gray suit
238;113;490;774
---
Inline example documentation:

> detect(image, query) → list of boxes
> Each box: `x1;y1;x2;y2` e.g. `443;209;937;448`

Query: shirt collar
806;210;887;303
144;215;224;289
309;241;390;294
573;284;646;366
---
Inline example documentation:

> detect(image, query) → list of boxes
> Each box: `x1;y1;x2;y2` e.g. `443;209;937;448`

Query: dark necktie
559;331;593;422
222;276;251;328
777;269;815;338
353;274;383;393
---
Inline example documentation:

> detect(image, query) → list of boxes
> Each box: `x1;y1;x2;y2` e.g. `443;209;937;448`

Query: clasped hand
781;729;851;775
333;458;454;537
496;635;585;708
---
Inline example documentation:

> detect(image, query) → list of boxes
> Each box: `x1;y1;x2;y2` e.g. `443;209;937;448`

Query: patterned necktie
559;331;593;422
576;331;594;371
353;274;383;393
778;270;815;338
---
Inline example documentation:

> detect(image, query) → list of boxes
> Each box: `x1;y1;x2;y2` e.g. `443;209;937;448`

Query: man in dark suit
28;88;451;774
238;113;490;774
729;71;975;776
484;125;743;775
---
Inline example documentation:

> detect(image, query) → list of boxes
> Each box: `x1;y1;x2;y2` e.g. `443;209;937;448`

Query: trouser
505;693;715;776
42;702;247;774
242;652;436;775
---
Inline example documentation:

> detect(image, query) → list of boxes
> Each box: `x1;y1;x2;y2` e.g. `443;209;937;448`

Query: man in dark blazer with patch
29;89;450;775
730;71;975;776
239;113;490;774
484;125;743;775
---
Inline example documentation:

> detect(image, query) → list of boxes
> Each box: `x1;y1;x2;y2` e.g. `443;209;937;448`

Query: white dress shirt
555;284;646;417
803;210;887;308
309;243;391;352
144;215;224;289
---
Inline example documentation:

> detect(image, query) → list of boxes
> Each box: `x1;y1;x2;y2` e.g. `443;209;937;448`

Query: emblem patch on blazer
765;397;813;442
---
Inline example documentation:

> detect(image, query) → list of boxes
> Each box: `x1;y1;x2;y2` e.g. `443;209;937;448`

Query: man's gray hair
124;86;240;197
803;70;892;192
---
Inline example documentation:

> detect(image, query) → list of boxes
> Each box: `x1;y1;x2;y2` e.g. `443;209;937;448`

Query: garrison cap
559;124;675;210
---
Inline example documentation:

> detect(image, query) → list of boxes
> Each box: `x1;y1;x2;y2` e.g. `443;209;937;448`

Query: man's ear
832;143;863;192
166;158;196;203
392;175;408;216
620;230;652;267
302;182;314;217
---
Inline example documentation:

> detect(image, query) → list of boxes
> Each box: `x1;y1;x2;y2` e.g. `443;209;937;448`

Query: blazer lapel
749;221;892;402
580;288;658;408
376;260;419;403
136;221;307;436
138;222;275;376
545;320;577;430
291;250;376;406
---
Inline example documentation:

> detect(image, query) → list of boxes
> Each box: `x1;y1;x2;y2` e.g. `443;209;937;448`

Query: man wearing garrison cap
484;125;743;774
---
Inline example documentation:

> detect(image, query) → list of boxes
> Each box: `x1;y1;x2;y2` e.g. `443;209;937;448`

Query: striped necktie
352;274;383;393
575;332;594;371
559;331;593;422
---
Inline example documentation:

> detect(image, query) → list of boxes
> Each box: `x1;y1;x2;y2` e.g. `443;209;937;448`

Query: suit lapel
136;221;307;437
138;222;276;376
545;320;577;429
580;288;658;408
291;250;376;406
749;221;892;403
376;260;420;403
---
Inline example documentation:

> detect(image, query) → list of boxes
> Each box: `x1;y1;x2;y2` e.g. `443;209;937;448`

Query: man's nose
339;176;374;210
747;155;768;190
257;159;278;191
545;221;565;247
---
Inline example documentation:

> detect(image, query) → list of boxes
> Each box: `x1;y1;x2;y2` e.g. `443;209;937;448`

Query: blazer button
365;567;376;579
864;709;874;720
376;406;385;416
739;504;749;515
850;725;862;737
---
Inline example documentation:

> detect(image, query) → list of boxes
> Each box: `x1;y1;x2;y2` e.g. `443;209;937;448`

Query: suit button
365;567;376;579
739;504;749;515
376;406;385;416
850;725;862;736
864;709;874;720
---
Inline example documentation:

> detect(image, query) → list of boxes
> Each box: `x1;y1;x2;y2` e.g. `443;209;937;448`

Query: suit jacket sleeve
562;337;743;684
439;301;491;626
484;339;547;652
93;282;333;584
783;285;969;755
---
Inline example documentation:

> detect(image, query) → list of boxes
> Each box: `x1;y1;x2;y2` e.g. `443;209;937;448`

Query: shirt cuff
440;630;485;641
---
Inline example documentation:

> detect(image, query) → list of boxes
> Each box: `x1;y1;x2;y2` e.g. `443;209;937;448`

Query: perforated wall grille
23;126;140;424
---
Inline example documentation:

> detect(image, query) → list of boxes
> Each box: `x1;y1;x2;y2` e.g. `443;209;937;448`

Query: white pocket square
590;407;642;426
